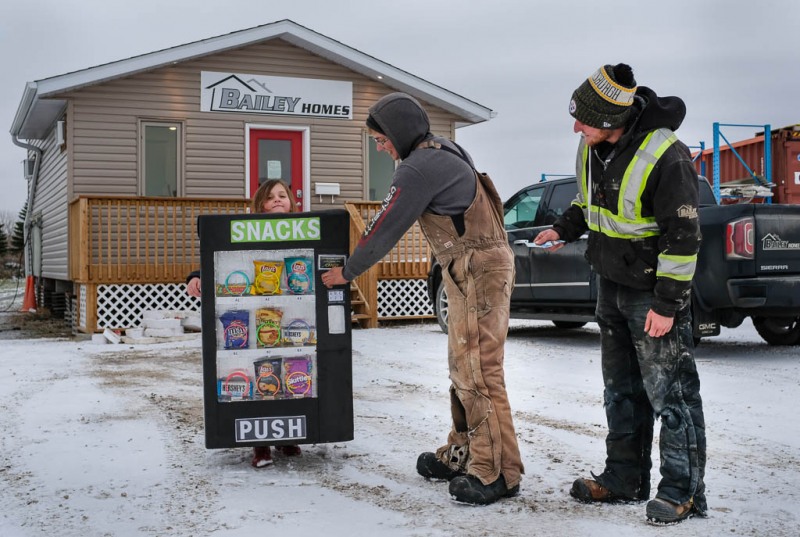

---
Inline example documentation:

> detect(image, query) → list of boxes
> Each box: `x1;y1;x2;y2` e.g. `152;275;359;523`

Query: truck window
698;176;717;206
542;181;579;225
504;187;544;229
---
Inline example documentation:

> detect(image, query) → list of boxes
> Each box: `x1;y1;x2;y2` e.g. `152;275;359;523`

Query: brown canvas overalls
418;169;524;490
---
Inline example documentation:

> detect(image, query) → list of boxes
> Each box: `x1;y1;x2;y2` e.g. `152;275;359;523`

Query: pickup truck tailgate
754;204;800;274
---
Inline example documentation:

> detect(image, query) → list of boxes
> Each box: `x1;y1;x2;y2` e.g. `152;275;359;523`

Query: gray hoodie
342;93;477;281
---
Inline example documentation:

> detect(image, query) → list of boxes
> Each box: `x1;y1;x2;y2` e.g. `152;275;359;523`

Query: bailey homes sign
201;71;352;119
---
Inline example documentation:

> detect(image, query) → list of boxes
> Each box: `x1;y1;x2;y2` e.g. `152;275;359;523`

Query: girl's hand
187;277;202;297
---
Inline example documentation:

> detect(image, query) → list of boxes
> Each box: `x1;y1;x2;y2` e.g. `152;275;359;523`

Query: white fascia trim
10;82;39;136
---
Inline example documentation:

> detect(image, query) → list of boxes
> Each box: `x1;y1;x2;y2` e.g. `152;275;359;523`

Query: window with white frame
367;133;396;201
141;121;182;197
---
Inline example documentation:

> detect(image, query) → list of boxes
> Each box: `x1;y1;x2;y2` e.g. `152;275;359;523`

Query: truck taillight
725;217;754;260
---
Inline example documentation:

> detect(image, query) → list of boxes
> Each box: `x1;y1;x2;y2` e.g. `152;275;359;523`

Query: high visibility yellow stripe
578;129;677;238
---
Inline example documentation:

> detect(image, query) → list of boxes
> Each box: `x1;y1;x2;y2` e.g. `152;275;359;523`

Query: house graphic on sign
762;233;786;250
247;78;273;93
205;74;258;111
201;71;351;117
205;74;257;92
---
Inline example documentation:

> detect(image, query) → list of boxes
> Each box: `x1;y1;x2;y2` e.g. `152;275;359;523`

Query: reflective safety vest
574;128;697;282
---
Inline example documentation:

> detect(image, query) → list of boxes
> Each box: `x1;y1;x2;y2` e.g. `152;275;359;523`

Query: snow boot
448;474;519;505
277;445;302;456
416;452;464;481
570;477;624;503
251;446;273;468
646;497;695;525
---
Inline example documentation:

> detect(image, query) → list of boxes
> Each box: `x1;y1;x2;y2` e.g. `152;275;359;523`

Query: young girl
186;179;302;467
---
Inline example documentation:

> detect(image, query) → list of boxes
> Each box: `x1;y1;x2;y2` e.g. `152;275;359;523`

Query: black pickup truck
427;176;800;345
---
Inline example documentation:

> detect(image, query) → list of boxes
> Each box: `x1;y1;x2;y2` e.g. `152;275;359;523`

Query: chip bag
285;256;314;295
253;260;283;295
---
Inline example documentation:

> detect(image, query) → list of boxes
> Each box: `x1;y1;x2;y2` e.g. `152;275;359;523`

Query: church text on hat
589;68;635;106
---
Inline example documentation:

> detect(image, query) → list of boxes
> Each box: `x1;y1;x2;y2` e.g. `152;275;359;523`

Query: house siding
61;39;461;210
31;127;69;280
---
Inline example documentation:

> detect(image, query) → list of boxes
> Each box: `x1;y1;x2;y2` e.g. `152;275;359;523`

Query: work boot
251;446;273;468
570;477;623;503
416;452;464;481
448;474;519;505
646;497;695;525
277;445;302;456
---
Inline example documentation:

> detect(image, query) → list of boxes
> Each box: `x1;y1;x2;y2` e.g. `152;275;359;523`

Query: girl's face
261;184;292;213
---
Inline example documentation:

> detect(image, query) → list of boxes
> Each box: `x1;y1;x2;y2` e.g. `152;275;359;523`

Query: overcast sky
2;0;798;215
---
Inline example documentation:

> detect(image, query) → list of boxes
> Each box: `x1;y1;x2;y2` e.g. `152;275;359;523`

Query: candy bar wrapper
283;356;313;398
284;257;314;295
217;370;253;402
282;318;316;347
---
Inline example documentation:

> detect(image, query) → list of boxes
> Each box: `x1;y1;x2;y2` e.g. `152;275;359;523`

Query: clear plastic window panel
214;248;317;403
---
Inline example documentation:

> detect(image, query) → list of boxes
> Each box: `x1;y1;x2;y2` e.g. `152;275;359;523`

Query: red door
249;129;303;206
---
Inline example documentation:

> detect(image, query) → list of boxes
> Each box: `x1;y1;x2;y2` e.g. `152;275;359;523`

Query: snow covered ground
1;301;798;536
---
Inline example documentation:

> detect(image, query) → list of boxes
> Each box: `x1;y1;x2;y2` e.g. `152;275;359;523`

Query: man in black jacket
535;64;707;525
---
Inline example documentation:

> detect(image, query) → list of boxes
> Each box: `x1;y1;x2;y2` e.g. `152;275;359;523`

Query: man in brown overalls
321;92;523;505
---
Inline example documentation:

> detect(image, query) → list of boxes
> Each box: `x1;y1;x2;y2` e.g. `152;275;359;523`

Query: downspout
10;135;43;279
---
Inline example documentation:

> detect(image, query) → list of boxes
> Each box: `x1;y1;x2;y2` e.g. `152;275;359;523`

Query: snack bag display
220;310;250;349
285;257;314;295
283;356;313;397
255;307;283;348
253;260;284;295
253;357;283;399
214;248;320;404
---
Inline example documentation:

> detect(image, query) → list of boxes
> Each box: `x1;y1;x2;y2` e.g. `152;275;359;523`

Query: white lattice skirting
93;283;201;330
377;278;434;318
79;284;88;330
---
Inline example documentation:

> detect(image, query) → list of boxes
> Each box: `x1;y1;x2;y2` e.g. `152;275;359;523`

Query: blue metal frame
712;122;772;204
689;141;706;177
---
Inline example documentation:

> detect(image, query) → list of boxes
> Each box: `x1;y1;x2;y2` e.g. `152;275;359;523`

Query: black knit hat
569;64;637;129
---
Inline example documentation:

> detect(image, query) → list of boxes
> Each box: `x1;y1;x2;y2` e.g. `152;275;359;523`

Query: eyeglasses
372;136;389;146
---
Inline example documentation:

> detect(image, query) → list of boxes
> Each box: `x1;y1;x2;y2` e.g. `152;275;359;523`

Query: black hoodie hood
627;86;686;137
593;86;689;169
366;93;432;160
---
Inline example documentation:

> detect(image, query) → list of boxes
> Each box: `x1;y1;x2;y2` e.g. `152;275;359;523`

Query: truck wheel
435;279;449;334
752;316;800;346
552;321;587;329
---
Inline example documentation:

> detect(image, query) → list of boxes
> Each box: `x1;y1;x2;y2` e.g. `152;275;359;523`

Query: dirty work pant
595;277;706;512
435;246;524;489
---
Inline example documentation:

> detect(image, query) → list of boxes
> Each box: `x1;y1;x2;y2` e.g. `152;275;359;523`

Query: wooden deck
68;197;432;330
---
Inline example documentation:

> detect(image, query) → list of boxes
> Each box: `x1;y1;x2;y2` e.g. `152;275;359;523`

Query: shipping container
693;124;800;205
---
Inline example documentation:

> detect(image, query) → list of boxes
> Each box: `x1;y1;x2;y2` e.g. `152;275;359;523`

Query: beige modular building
10;19;493;332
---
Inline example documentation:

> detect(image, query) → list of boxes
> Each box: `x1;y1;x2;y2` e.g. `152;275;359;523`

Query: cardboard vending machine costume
199;209;353;448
